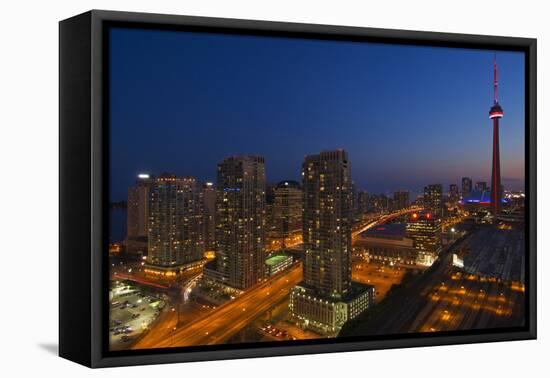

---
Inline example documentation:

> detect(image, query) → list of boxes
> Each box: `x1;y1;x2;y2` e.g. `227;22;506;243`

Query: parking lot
109;282;166;350
352;262;409;303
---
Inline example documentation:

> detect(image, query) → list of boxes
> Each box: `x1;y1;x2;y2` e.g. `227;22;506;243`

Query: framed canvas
59;10;537;368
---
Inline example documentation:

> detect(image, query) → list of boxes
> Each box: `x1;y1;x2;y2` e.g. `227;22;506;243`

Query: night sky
109;27;525;201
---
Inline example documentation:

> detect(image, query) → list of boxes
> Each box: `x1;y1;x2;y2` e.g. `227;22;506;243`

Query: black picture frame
59;9;537;368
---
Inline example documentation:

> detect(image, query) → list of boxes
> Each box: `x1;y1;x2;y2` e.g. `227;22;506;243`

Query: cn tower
489;55;503;215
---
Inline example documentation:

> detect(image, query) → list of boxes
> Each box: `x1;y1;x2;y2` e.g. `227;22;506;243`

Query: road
132;262;303;349
352;207;422;240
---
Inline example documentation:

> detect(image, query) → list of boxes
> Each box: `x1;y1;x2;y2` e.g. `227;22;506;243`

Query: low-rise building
265;253;293;276
354;224;417;265
289;282;375;335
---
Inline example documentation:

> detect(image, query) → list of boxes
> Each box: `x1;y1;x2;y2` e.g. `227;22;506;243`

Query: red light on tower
426;213;431;219
412;213;418;220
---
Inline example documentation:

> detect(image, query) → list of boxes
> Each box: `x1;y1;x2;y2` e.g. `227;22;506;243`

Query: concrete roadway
132;262;303;349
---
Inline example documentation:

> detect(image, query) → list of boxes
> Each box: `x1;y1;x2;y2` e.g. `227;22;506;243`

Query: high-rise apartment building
423;184;443;217
290;150;374;335
127;174;151;239
449;184;460;204
393;190;410;210
272;180;302;245
126;174;151;256
475;181;488;192
212;156;267;290
302;150;352;298
147;174;204;273
202;182;216;252
462;177;473;198
357;190;369;215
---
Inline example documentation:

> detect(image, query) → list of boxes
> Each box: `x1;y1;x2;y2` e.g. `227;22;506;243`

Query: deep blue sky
109;27;525;201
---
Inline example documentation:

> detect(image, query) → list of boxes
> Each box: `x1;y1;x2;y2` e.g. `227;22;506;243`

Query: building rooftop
276;180;300;189
462;190;508;204
361;223;407;239
265;253;291;266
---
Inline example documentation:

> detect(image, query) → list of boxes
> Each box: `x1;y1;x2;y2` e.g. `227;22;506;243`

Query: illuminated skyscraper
213;156;266;290
202;182;216;252
127;174;151;239
357;190;369;215
272;180;302;246
423;184;443;217
394;190;410;210
290;150;374;335
148;174;204;269
475;181;488;192
302;150;352;297
462;177;472;198
449;184;460;204
406;211;442;266
489;56;504;215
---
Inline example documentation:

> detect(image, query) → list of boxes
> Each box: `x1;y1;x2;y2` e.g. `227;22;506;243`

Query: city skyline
109;27;525;201
107;28;527;351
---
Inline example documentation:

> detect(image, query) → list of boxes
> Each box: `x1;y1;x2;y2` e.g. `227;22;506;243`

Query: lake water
110;208;127;243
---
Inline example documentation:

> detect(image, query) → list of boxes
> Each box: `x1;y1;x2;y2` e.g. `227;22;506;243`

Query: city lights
107;49;526;352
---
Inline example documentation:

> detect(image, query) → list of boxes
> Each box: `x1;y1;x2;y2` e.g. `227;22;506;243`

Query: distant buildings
271;180;302;247
126;174;151;256
393;190;410;210
127;174;151;239
449;184;460;205
202;182;216;252
462;177;472;199
357;190;369;215
423;184;443;217
406;211;442;266
290;150;374;335
475;181;488;192
146;174;205;278
369;193;391;213
209;156;267;291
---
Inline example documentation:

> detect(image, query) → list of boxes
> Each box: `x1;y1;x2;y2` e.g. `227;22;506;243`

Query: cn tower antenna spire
493;53;499;104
